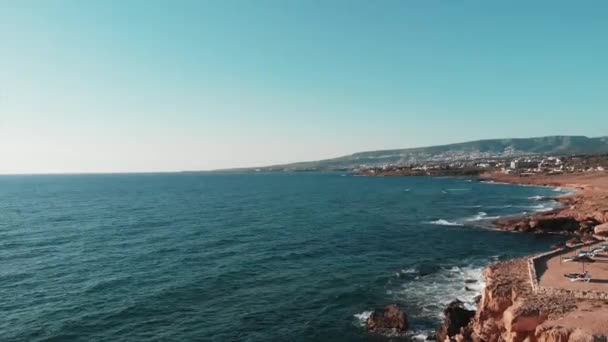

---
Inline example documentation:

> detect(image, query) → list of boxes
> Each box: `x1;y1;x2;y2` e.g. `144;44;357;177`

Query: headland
364;170;608;341
443;171;608;341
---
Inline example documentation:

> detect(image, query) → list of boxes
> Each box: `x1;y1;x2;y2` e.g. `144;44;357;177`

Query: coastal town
355;153;608;177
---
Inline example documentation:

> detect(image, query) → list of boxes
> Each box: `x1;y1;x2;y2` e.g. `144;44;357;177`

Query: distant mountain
255;136;608;171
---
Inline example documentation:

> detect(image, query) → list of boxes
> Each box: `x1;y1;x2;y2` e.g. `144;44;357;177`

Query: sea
0;172;568;342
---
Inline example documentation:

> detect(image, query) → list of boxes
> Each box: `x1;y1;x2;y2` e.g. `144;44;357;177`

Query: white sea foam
465;212;500;222
527;202;559;212
428;219;464;226
480;180;512;185
401;268;417;274
390;264;485;320
554;187;562;192
411;333;432;341
528;195;545;200
359;263;485;336
353;311;373;326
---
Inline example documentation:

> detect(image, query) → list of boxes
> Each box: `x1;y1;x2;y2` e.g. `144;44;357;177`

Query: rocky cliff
442;259;607;342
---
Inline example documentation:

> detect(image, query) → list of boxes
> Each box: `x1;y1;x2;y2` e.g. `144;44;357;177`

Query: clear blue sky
1;1;607;173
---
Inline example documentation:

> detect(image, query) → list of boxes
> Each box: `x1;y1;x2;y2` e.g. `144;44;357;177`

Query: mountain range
251;136;608;171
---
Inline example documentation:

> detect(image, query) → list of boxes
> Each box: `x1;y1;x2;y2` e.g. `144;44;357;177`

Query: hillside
255;136;608;171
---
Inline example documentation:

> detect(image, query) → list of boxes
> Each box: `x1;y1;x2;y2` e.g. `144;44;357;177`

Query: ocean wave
465;212;500;222
360;263;485;336
445;188;471;191
428;219;464;226
528;195;545;200
390;264;485;320
395;267;419;278
486;204;512;209
411;332;433;341
458;205;483;208
480;180;511;185
524;203;559;212
553;187;562;192
401;268;417;274
353;311;372;326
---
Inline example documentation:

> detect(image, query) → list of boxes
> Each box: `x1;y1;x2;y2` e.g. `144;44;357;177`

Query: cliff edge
445;258;608;342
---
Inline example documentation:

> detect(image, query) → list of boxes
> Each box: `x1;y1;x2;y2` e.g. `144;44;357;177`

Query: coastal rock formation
535;325;599;342
365;304;408;334
503;302;547;336
580;234;597;243
438;172;608;341
494;215;580;234
436;300;475;342
594;222;608;236
465;259;585;342
483;172;608;238
566;237;582;247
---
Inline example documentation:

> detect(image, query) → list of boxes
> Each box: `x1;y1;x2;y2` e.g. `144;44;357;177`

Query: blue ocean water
0;173;565;341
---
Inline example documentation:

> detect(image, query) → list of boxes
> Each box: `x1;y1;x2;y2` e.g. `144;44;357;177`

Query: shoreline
437;171;608;341
478;172;608;238
360;172;608;340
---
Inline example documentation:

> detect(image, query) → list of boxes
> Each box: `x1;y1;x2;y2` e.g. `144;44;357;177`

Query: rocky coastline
483;172;608;237
438;172;608;341
366;171;608;341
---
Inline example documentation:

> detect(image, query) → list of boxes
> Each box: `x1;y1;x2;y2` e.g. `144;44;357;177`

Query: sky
1;1;607;174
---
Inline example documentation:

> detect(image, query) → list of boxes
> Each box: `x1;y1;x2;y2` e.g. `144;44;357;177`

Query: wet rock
529;220;539;229
436;300;476;342
535;217;580;232
366;304;408;334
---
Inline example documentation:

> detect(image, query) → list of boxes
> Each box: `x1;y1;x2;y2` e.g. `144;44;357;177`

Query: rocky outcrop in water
494;214;581;234
436;300;475;342
365;304;408;334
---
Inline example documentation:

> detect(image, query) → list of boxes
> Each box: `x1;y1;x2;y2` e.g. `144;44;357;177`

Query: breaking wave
353;311;373;326
465;212;500;222
428;219;464;226
385;263;486;337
